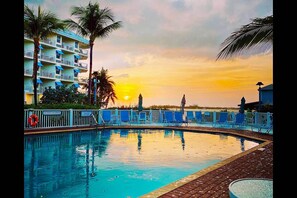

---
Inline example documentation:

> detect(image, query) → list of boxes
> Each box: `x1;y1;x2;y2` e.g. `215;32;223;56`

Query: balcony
24;69;33;76
61;59;74;67
24;85;33;93
40;54;55;63
78;77;88;84
62;43;74;52
61;74;74;81
39;71;55;79
24;51;33;59
78;62;88;70
78;49;88;56
40;38;55;46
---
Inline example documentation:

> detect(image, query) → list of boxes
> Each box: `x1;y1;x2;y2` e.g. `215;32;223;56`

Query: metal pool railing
24;109;273;133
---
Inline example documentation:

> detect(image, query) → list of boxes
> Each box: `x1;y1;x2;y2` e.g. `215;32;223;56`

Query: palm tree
217;15;273;60
24;5;65;106
64;1;122;104
92;68;117;108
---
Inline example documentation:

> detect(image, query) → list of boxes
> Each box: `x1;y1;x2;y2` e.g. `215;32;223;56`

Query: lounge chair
163;111;175;126
251;114;273;134
213;112;228;127
120;110;130;125
101;110;112;125
186;111;195;123
231;113;245;128
138;111;146;124
195;111;202;123
120;129;129;137
174;111;188;126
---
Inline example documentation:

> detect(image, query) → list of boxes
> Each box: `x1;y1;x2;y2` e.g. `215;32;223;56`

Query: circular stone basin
229;178;273;198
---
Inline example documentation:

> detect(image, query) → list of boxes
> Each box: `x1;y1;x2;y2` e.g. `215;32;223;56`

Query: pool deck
24;125;273;198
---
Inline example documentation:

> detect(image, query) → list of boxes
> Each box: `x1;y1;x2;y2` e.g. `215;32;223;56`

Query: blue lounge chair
252;114;273;134
231;113;245;128
163;111;175;126
138;111;146;124
101;110;112;125
186;111;195;122
120;110;130;125
120;129;129;137
213;112;228;127
195;111;202;123
174;111;188;126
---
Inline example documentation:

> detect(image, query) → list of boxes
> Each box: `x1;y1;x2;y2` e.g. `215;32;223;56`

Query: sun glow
124;96;130;100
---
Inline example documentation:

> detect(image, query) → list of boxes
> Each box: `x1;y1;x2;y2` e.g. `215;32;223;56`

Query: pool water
24;129;260;198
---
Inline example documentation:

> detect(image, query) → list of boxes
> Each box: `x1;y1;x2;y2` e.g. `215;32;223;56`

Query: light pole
93;78;100;106
256;82;264;111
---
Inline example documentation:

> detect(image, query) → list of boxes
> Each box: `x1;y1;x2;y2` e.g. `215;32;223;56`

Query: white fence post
69;109;73;127
159;109;163;123
254;112;259;125
213;112;216;123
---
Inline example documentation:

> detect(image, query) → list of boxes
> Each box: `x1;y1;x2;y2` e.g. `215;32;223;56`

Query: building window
57;35;61;43
56;52;61;59
74;56;78;64
56;68;60;74
75;41;78;49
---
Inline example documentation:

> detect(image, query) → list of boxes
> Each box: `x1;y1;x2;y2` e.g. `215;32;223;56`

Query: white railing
61;75;74;81
62;43;74;52
40;71;55;78
24;109;273;133
78;62;88;69
78;49;88;56
24;69;33;75
24;51;33;58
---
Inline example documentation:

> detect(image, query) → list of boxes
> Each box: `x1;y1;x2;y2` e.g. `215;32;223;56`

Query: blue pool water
24;129;260;198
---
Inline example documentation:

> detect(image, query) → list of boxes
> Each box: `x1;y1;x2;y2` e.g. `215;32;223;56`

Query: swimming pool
24;129;260;198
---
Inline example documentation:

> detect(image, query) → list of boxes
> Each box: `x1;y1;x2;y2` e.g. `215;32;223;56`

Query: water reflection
137;130;142;153
24;129;259;198
240;138;245;151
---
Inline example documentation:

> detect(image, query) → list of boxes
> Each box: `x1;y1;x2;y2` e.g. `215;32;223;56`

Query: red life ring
28;114;39;127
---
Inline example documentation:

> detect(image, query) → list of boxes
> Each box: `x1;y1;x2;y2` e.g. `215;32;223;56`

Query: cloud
116;74;129;78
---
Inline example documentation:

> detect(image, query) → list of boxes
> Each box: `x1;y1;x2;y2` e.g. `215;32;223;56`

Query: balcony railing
61;59;73;67
40;71;55;78
78;77;88;84
62;44;74;51
24;85;33;92
40;54;55;62
24;69;33;75
41;38;55;46
24;51;33;58
78;49;88;56
61;75;74;81
78;62;88;69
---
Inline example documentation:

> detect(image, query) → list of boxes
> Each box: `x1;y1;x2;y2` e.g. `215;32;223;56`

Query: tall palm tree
24;5;65;106
64;1;122;104
92;68;117;108
217;15;273;60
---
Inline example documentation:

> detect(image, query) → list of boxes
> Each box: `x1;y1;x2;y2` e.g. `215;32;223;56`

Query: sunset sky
25;0;273;108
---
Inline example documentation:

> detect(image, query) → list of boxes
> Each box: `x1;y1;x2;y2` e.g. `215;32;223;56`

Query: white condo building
24;30;89;104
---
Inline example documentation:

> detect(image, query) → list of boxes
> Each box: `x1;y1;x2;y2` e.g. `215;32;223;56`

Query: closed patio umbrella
181;94;186;114
239;97;246;114
138;94;143;111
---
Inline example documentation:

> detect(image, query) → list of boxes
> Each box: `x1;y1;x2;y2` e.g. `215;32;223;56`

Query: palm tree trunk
88;42;94;105
32;41;40;106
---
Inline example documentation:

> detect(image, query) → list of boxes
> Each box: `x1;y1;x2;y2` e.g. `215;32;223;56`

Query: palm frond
216;15;273;60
